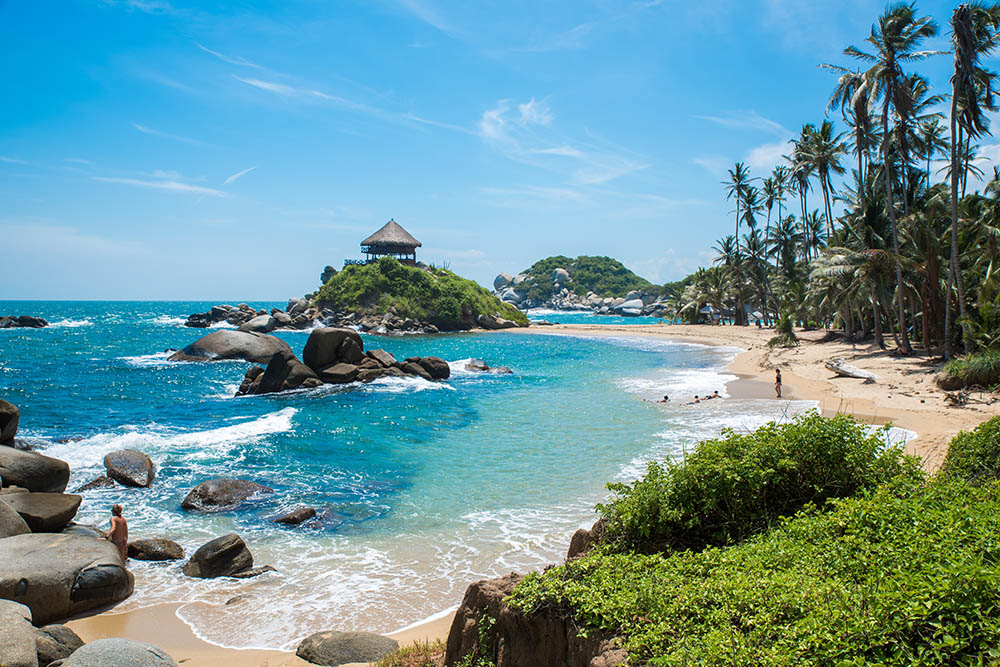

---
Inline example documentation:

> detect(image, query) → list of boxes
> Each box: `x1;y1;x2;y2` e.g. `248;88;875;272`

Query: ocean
2;301;825;649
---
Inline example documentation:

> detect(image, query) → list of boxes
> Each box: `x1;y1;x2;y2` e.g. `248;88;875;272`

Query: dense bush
942;349;1000;388
519;255;653;302
938;416;1000;485
316;257;528;329
510;477;1000;666
596;411;920;552
767;313;799;348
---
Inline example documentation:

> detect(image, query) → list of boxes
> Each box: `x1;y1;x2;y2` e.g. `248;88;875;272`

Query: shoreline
63;323;1000;663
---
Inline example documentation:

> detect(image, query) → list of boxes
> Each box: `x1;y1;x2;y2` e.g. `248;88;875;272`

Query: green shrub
519;255;653;301
767;312;799;348
510;477;1000;666
939;416;1000;485
596;411;921;553
373;639;445;667
942;349;1000;388
315;257;528;329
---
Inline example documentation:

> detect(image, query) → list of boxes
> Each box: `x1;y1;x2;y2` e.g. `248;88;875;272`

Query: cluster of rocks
0;316;48;329
214;327;452;396
494;270;672;317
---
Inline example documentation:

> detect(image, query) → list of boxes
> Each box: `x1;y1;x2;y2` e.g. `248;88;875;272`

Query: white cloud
223;166;257;185
0;156;27;164
92;176;226;197
529;146;583;158
746;140;792;173
233;76;392;120
694;110;790;137
195;42;261;69
64;157;92;165
519;98;553;126
396;0;454;35
132;123;207;146
478;100;510;139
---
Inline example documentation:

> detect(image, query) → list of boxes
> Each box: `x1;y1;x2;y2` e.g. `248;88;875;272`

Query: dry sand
64;323;1000;664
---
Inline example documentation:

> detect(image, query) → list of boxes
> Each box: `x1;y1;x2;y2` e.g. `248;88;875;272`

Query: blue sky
0;0;981;299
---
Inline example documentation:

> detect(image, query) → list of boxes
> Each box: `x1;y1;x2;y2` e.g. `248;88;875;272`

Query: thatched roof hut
357;219;421;265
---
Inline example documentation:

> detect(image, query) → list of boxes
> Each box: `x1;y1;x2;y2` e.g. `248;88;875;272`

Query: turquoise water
525;307;666;325
0;301;816;649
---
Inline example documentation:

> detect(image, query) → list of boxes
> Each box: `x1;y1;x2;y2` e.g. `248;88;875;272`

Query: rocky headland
1;316;49;329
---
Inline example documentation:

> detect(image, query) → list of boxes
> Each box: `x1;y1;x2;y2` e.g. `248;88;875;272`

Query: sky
0;0;988;299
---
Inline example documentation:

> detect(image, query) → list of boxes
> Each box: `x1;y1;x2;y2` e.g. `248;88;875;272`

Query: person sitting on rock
105;504;128;562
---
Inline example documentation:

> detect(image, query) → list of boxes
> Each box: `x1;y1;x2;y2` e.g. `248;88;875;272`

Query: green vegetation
372;640;445;667
595;411;918;553
454;612;496;667
505;413;1000;665
942;349;1000;389
511;478;1000;666
939;416;1000;485
518;255;653;302
316;257;528;329
767;312;799;348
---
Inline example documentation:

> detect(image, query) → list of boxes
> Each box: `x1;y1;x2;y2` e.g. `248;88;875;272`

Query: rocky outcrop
184;302;320;331
0;316;49;329
0;448;70;494
237;351;322;395
127;539;184;561
167;330;293;364
36;624;85;666
0;534;134;625
52;637;177;666
0;499;30;538
182;533;253;578
180;478;273;512
0;399;20;444
444;573;626;667
477;314;519;330
295;631;398;666
0;599;83;667
566;519;606;560
1;493;81;532
273;507;317;526
303;328;364;373
74;476;117;492
465;359;513;374
103;450;155;488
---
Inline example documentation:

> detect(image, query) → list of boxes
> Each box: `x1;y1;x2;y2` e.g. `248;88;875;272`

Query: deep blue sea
1;301;818;649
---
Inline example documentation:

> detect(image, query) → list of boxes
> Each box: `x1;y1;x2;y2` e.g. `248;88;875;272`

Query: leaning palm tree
821;65;874;186
844;2;941;355
948;1;1000;356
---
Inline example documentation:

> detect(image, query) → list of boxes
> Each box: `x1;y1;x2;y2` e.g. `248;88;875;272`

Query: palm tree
948;2;1000;356
788;126;816;226
822;66;873;186
803;210;827;261
763;177;778;239
915;118;948;187
741;184;764;233
772;166;792;225
723;162;752;244
806;120;848;237
844;2;940;355
768;214;804;275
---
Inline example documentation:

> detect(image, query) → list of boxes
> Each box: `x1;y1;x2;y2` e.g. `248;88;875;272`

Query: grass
373;640;445;667
315;257;528;329
942;348;1000;389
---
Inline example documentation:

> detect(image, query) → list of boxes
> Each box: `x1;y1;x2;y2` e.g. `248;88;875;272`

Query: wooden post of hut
357;219;422;266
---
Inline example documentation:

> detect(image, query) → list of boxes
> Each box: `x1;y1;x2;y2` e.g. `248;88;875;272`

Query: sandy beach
64;323;1000;664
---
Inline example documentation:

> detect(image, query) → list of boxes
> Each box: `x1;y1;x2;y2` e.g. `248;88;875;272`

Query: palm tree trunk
882;100;913;355
871;282;885;349
948;89;970;357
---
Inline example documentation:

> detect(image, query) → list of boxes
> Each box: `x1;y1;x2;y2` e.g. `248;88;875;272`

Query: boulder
0;399;19;444
1;493;81;532
227;565;276;579
319;363;359;384
242;351;319;395
0;534;134;625
417;357;450;380
273;507;317;525
238;315;276;333
180;478;273;512
36;624;85;666
320;265;337;284
75;476;117;492
401;362;433;381
182;534;252;578
465;359;490;372
493;273;513;291
60;524;106;539
618;298;644;312
0;448;70;494
512;274;527;286
52;638;177;666
127;539;184;561
0;599;40;667
338;336;364;364
302;328;364;373
167;330;293;364
552;268;570;285
0;499;30;538
935;371;966;391
295;631;398;666
367;349;397;368
272;311;292;327
103;450;155;488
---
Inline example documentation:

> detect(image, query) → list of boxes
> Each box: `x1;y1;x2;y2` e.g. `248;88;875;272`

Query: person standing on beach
106;504;128;562
774;369;782;398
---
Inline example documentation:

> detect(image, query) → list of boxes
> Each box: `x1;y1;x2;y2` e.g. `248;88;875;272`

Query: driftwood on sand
824;358;878;384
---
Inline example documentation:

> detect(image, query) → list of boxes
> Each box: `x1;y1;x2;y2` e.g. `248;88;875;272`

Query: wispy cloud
694;110;790;137
233;76;390;118
132;123;208;146
0;156;27;165
396;0;455;35
404;113;475;135
196;42;261;69
746;140;792;173
222;166;257;185
519;98;553;126
64;157;92;165
92;176;226;197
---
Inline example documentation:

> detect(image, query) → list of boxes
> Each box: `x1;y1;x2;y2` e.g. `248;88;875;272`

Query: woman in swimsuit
106;504;128;562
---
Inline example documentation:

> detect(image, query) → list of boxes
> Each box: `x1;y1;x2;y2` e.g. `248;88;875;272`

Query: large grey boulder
417;356;450;380
493;273;513;291
552;268;570;285
0;399;19;444
103;450;154;488
238;314;276;333
51;638;177;666
181;533;252;578
180;478;273;512
318;363;359;384
1;493;81;532
0;599;37;667
167;330;293;364
239;351;320;395
127;538;183;561
0;534;134;625
0;499;30;538
35;624;85;666
0;448;70;494
302;328;364;373
366;349;397;368
295;631;398;666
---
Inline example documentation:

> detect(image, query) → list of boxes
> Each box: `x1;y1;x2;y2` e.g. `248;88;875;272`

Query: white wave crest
146;315;186;326
48;318;93;328
120;352;178;368
367;376;455;393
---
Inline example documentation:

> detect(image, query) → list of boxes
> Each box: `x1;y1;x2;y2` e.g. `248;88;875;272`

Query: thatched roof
361;219;421;248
